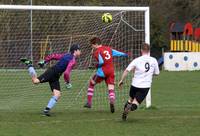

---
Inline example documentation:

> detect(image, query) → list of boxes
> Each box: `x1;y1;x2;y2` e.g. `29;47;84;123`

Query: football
102;13;112;23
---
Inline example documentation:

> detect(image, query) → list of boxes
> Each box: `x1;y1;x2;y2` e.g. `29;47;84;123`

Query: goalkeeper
20;44;81;116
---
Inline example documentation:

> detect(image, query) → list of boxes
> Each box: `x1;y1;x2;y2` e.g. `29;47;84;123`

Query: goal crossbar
0;5;149;11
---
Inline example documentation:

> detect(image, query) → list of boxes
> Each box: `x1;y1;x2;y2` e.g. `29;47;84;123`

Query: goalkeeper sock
28;66;37;77
108;89;115;104
46;96;58;109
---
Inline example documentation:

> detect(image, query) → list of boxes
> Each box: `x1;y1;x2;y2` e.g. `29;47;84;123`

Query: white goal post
0;5;151;109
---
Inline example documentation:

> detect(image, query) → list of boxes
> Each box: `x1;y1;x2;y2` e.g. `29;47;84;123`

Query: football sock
28;66;37;77
46;96;58;109
124;101;132;110
87;82;95;105
131;103;138;111
45;107;50;111
108;89;115;104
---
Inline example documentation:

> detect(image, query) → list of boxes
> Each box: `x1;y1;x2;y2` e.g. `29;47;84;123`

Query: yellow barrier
177;40;180;51
197;42;200;52
180;40;184;51
195;42;198;52
174;40;177;51
170;40;200;52
188;41;192;51
185;40;188;51
170;40;174;51
192;41;195;52
176;40;184;51
171;40;187;51
170;39;200;52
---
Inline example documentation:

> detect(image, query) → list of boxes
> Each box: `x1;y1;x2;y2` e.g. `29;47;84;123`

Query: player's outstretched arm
112;49;128;57
119;61;136;87
64;59;76;89
118;70;129;87
44;53;65;63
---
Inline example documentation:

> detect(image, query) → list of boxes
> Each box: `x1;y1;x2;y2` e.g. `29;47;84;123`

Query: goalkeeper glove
38;60;45;68
65;82;72;89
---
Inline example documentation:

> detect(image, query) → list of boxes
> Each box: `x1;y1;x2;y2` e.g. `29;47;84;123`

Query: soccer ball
102;13;112;23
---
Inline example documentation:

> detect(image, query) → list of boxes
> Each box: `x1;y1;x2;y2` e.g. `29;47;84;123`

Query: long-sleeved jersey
44;53;76;83
93;45;128;77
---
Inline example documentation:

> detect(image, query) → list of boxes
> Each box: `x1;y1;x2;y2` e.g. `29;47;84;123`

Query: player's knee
133;98;140;105
53;90;61;99
108;84;114;90
54;93;61;98
131;103;138;111
89;80;95;86
56;94;61;100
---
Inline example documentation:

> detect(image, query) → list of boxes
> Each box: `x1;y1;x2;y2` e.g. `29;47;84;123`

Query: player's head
70;44;81;57
90;37;102;48
141;43;150;55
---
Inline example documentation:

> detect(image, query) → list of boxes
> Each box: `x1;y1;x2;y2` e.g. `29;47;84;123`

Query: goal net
0;5;150;111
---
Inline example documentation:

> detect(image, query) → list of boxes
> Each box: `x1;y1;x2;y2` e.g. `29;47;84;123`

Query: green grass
0;70;200;136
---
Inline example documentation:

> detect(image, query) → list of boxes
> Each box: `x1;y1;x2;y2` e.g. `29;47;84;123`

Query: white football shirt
126;54;160;88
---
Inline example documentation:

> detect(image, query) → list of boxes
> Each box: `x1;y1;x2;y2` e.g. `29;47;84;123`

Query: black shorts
129;85;150;104
38;67;61;91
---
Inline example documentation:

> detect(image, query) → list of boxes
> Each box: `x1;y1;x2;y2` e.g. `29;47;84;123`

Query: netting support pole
144;7;151;108
30;0;33;61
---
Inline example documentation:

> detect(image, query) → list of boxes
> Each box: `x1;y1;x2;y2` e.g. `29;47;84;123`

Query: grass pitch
0;70;200;136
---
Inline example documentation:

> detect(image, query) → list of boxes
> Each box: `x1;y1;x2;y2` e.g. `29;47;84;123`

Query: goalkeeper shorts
38;66;61;91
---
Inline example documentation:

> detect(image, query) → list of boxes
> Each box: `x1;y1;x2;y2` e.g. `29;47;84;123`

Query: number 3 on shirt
103;50;111;60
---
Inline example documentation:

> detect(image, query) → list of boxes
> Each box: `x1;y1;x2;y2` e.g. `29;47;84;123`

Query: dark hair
141;43;150;52
90;37;101;45
70;44;80;53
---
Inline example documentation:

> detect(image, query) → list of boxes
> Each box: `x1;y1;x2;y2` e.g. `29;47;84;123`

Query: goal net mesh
0;7;146;111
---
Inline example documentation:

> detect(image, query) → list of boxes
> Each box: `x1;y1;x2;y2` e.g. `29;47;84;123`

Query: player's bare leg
31;75;40;84
108;84;115;113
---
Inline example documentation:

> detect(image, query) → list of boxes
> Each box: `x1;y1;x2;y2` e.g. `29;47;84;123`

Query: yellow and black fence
170;22;200;52
170;40;200;52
